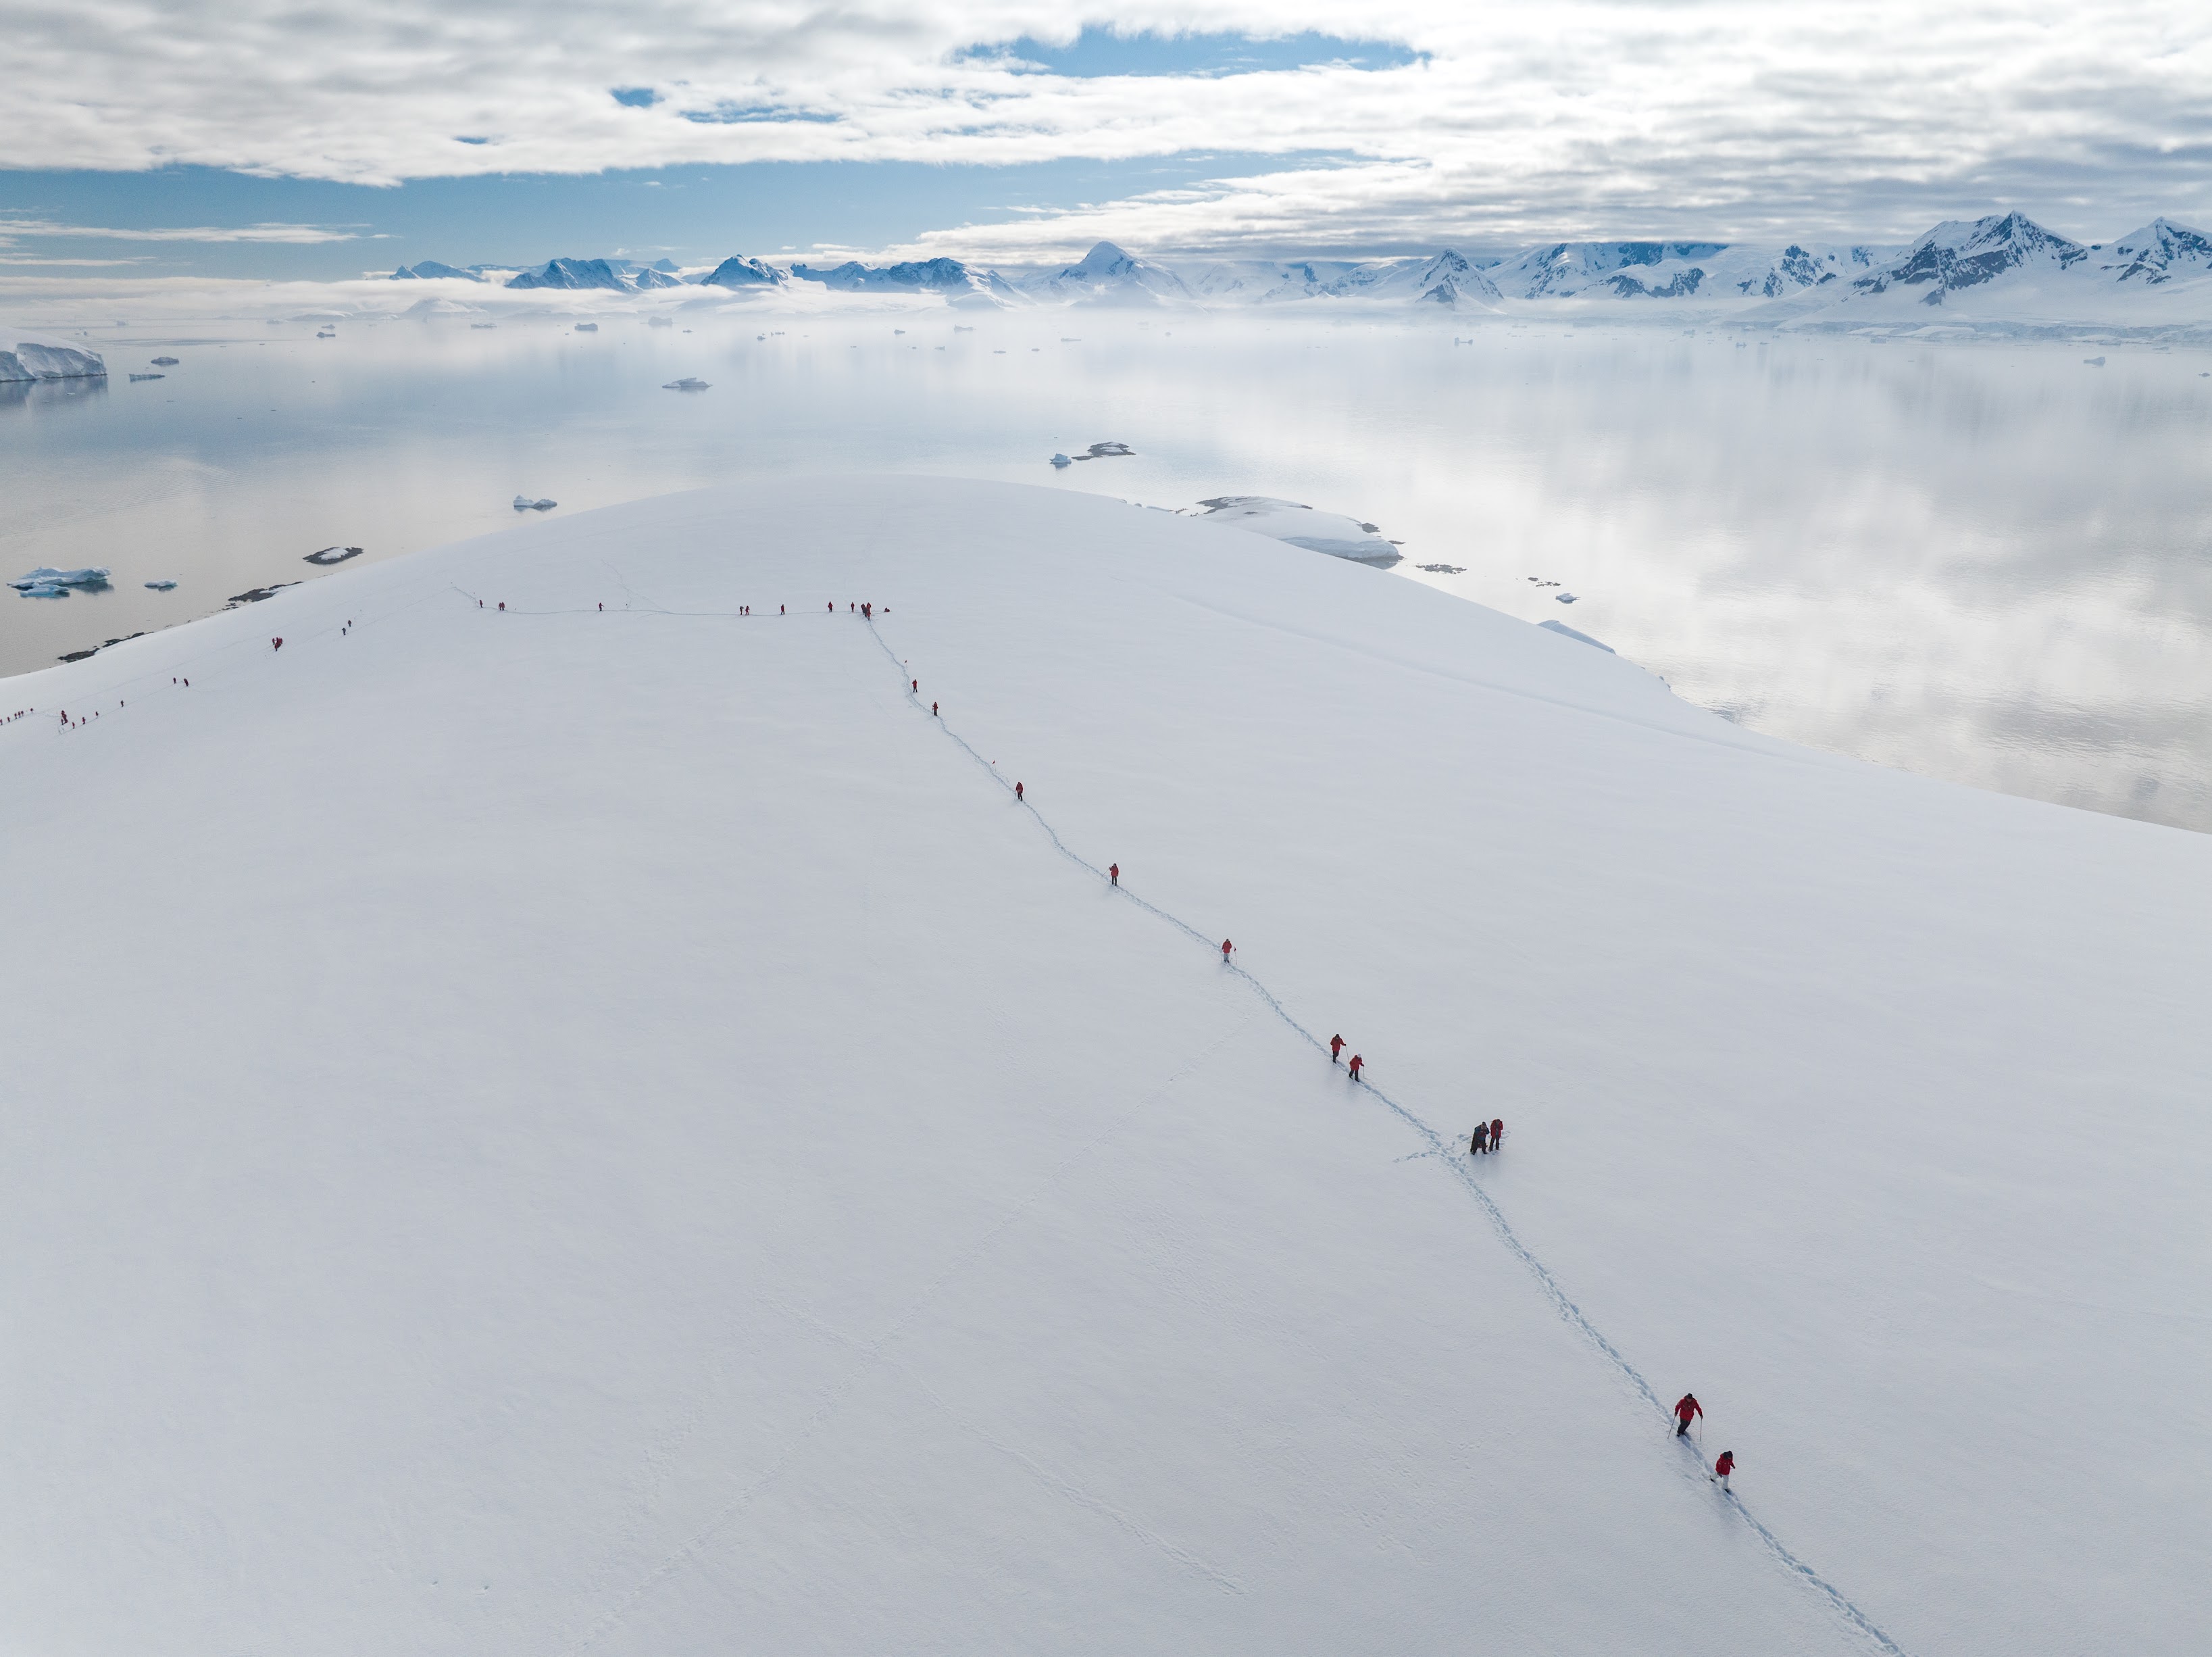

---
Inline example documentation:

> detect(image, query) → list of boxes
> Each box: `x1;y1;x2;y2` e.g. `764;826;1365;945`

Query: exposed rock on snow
303;546;365;566
701;255;784;288
508;258;631;292
390;262;483;282
2096;219;2212;285
1850;212;2087;304
1;329;107;382
1193;497;1400;566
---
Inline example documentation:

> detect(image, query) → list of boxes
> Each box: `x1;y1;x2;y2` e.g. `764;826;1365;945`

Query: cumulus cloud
5;3;2211;249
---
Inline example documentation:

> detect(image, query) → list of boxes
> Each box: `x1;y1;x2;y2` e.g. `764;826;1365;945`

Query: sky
5;3;2212;280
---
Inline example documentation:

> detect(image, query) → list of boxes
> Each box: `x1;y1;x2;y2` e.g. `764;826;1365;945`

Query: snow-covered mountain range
377;214;2212;328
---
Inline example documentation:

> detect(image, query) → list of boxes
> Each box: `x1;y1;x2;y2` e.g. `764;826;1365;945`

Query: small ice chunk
662;377;710;391
1555;592;1579;604
1051;453;1072;468
512;496;558;512
145;579;178;591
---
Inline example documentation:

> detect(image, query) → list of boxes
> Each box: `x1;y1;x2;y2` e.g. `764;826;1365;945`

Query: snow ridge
857;614;1911;1657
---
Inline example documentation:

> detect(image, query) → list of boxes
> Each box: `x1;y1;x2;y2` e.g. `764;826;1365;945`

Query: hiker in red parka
1347;1054;1363;1080
1221;939;1233;962
1329;1034;1344;1063
1490;1117;1504;1150
1108;863;1119;885
1713;1451;1734;1489
1015;781;1024;801
1674;1393;1702;1437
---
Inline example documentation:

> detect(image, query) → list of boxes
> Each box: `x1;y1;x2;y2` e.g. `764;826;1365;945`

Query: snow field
3;476;2207;1654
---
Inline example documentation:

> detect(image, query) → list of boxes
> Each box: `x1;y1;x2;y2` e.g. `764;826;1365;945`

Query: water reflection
3;316;2208;829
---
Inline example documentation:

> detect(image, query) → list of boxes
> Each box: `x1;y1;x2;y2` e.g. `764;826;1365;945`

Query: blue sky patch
610;87;660;109
959;28;1421;78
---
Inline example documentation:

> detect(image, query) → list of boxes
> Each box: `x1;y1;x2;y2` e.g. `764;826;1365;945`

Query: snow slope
3;478;2207;1656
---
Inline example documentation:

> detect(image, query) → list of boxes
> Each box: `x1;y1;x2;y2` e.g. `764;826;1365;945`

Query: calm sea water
7;313;2212;829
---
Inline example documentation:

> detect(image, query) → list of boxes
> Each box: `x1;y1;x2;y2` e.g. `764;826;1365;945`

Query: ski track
5;576;1905;1657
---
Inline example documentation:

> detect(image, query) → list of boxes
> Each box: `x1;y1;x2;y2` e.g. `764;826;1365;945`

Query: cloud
4;3;2211;247
0;218;365;244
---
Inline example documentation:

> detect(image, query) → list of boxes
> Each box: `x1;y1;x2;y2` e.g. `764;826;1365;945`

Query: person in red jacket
1329;1033;1344;1063
1015;781;1024;801
1674;1393;1703;1436
1108;863;1119;885
1713;1451;1734;1489
1490;1117;1504;1150
1347;1054;1363;1080
1221;939;1233;962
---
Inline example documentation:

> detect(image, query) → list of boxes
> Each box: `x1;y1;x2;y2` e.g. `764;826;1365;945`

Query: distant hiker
1109;863;1119;885
1675;1394;1703;1437
1472;1122;1489;1154
1221;939;1233;962
828;602;833;612
498;602;505;611
1713;1451;1734;1489
1015;781;1024;801
599;602;603;610
780;604;785;614
1348;1054;1364;1080
863;603;871;618
932;701;939;716
1330;1034;1344;1063
1490;1117;1504;1150
911;679;918;692
272;637;282;650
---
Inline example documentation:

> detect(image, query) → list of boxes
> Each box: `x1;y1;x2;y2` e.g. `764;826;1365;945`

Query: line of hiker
1674;1393;1735;1489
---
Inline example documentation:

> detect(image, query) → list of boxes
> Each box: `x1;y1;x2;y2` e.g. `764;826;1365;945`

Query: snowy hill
2094;218;2212;285
506;257;637;292
1022;241;1195;307
1848;212;2088;304
3;478;2207;1655
389;261;482;282
699;255;784;288
790;256;1017;307
0;326;106;380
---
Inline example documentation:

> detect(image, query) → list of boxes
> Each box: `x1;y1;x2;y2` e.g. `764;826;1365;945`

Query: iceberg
145;579;178;591
1;329;107;382
513;497;557;512
9;566;111;596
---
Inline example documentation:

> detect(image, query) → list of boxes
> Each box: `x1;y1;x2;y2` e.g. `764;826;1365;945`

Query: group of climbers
1674;1393;1736;1489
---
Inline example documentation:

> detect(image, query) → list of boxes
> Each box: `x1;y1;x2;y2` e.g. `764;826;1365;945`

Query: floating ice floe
128;373;165;382
1050;453;1072;468
150;356;178;366
513;496;558;512
2084;355;2107;366
145;579;178;591
662;378;710;391
10;566;111;597
1555;592;1580;604
1191;498;1400;566
574;322;599;332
